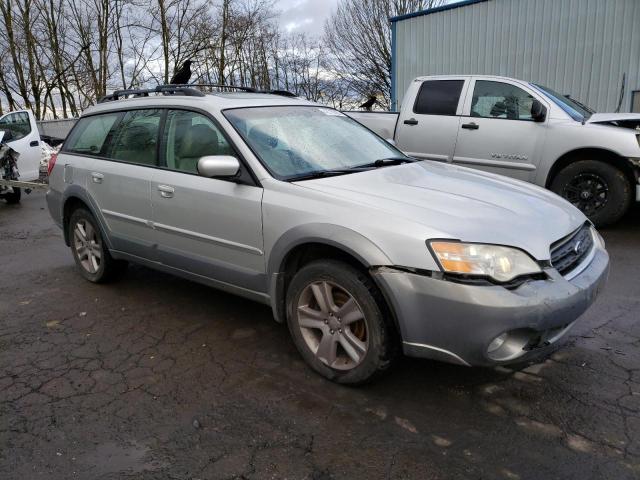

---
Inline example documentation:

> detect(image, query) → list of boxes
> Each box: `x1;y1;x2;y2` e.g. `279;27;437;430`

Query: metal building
390;0;640;113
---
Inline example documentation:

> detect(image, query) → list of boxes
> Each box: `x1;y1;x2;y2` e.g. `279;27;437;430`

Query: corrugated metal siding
393;0;640;113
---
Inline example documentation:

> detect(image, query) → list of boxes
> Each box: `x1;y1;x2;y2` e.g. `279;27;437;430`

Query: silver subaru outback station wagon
47;85;609;384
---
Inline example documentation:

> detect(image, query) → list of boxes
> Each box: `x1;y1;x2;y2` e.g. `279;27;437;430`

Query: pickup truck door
0;110;41;181
395;78;469;162
452;78;548;181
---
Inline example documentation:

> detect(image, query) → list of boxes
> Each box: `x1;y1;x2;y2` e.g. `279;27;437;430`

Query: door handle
461;122;479;130
91;172;104;184
404;118;419;126
30;140;39;147
157;185;175;198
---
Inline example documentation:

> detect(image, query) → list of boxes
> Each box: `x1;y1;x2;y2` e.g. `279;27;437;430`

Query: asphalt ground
0;191;638;479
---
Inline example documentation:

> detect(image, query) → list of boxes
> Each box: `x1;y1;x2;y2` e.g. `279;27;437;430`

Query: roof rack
98;84;297;103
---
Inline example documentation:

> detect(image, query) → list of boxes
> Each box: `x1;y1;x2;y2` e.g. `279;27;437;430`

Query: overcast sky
276;0;340;37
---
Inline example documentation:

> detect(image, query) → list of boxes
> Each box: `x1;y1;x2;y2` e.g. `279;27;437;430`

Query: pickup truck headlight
429;241;542;282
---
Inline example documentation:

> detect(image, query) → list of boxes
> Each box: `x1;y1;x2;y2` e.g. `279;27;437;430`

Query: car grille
550;224;594;276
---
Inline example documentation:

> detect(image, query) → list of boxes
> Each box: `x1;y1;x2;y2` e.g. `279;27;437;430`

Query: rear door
151;109;265;292
452;78;548;181
395;78;469;162
67;109;160;260
0;110;41;181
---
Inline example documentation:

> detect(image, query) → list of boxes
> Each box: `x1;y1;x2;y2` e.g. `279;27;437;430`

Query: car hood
294;162;587;260
586;112;640;125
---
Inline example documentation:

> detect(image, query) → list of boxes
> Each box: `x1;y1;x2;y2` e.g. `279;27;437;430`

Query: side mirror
531;100;547;122
197;155;240;178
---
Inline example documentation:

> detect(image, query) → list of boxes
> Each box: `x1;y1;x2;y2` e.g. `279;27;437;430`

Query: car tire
4;187;21;204
550;160;632;227
68;208;127;283
286;260;396;385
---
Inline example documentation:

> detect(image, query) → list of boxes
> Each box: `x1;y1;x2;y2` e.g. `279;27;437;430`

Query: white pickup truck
347;75;640;227
0;109;47;203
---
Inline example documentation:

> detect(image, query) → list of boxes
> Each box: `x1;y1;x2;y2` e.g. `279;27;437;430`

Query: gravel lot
1;191;639;479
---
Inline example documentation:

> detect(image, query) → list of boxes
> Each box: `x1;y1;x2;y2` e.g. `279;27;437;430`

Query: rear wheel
68;208;127;283
550;160;632;227
3;187;21;204
286;260;396;385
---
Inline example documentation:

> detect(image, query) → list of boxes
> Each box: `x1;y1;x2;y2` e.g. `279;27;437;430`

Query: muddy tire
4;187;21;204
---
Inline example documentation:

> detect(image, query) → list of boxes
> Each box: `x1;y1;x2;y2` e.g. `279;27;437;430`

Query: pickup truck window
224;106;404;180
471;81;535;121
413;80;464;116
64;113;120;156
531;83;594;121
0;111;31;141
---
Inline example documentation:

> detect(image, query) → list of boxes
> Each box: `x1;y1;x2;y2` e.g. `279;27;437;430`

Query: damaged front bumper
372;244;609;367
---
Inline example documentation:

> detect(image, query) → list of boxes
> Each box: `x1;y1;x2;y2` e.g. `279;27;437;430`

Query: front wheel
3;187;21;204
550;160;632;227
286;260;396;385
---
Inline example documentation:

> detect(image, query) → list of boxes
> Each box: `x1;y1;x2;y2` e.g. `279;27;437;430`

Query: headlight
428;241;542;282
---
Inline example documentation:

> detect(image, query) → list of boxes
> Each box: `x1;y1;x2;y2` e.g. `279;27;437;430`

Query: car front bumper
373;245;609;367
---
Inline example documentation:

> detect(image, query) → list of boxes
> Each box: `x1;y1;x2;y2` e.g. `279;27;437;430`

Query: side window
0;112;31;141
471;81;535;120
108;109;162;166
163;110;232;174
413;80;464;116
64;113;120;156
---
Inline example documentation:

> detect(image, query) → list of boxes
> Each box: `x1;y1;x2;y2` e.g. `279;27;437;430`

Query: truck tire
68;208;127;283
286;259;396;385
4;187;21;204
550;160;631;227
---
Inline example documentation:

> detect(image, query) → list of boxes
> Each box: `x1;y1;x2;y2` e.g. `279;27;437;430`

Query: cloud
277;0;339;37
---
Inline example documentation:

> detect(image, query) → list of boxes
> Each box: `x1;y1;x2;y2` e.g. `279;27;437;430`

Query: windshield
531;83;594;121
223;106;407;180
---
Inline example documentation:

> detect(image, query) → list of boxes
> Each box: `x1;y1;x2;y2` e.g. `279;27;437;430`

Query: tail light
47;152;58;176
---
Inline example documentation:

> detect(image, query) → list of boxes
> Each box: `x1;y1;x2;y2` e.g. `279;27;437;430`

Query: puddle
78;441;165;475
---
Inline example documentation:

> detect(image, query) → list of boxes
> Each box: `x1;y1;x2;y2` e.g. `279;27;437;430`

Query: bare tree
324;0;445;109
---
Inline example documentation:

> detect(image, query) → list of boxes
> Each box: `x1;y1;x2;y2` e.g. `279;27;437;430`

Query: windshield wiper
355;157;417;169
287;168;369;182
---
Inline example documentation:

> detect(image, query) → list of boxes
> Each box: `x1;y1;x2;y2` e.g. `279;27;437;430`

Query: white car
347;75;640;226
0;109;45;203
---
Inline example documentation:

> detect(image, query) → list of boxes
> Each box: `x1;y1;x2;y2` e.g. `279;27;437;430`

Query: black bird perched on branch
359;95;377;111
170;60;192;85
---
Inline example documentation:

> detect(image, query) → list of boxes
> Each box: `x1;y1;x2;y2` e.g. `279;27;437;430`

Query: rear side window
108;110;162;166
65;113;120;156
413;80;464;116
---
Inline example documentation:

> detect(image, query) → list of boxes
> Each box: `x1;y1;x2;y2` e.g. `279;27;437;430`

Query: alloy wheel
563;173;609;216
296;280;368;370
73;219;102;274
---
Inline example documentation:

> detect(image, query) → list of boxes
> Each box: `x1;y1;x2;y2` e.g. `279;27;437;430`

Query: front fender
266;223;393;322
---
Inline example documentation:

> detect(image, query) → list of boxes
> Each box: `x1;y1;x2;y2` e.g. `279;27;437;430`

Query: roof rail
98;85;205;103
98;84;298;103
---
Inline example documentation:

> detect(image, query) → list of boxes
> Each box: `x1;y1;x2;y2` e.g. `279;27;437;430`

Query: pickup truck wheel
4;187;21;204
550;160;631;227
286;260;395;385
69;208;127;283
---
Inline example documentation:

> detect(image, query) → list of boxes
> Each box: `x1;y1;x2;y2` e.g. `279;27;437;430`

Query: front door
0;110;41;181
395;78;468;162
452;78;548;181
151;109;265;293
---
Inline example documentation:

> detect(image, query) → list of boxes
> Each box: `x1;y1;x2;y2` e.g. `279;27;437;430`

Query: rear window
65;113;120;156
413;80;464;116
107;109;162;166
